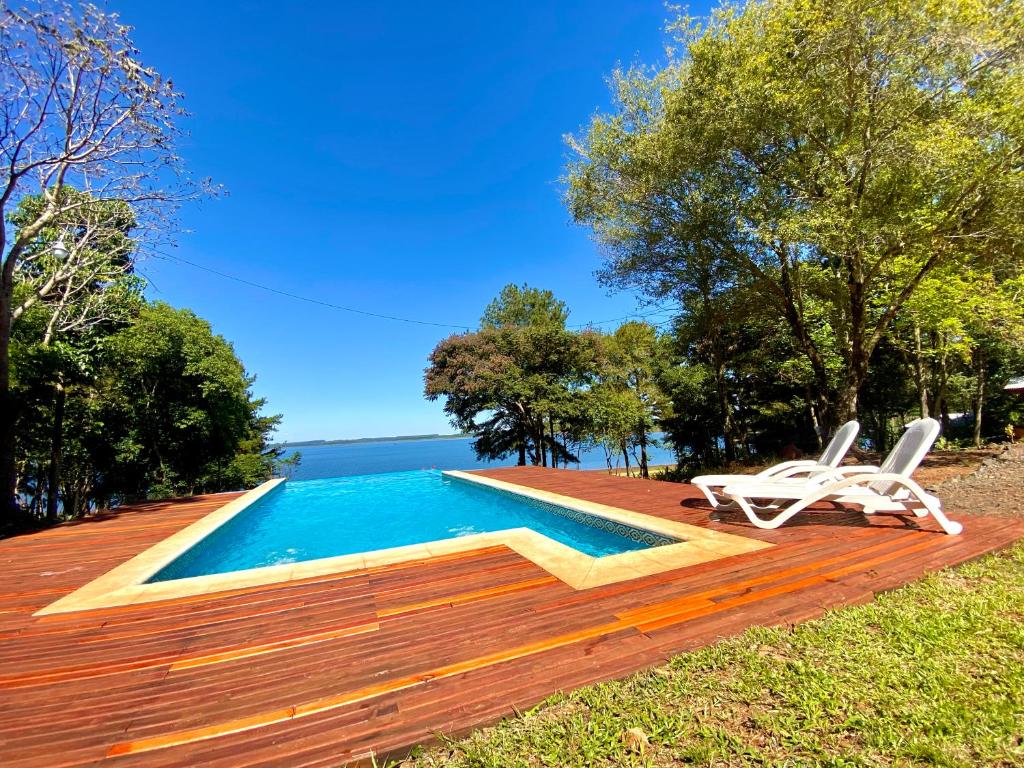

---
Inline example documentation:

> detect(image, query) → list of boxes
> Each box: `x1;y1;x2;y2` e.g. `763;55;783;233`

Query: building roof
1005;375;1024;392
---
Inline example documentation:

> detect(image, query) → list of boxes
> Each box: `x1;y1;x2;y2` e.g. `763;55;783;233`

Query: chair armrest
795;465;880;484
770;463;834;480
724;471;897;502
829;465;880;476
757;459;817;478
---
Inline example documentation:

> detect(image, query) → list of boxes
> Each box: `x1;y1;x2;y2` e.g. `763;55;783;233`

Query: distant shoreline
277;433;469;449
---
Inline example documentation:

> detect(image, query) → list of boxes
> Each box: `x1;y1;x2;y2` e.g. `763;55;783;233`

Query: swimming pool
149;470;678;582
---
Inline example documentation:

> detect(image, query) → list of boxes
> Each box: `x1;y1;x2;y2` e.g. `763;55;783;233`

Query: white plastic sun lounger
691;420;860;512
718;418;962;535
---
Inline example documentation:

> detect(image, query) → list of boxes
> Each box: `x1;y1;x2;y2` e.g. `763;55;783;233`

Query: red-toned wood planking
0;467;1020;767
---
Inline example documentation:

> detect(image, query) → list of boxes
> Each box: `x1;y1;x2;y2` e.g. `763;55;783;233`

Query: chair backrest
818;420;860;468
871;418;940;494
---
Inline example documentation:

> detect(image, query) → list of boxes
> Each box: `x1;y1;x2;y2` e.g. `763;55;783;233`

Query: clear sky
113;1;701;442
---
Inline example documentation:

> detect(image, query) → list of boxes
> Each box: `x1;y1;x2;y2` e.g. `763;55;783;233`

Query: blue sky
117;1;697;442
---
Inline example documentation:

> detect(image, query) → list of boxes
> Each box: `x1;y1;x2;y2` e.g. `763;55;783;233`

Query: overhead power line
154;253;474;330
153;252;677;332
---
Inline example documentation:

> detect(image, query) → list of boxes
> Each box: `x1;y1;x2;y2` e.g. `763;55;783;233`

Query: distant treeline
278;433;469;449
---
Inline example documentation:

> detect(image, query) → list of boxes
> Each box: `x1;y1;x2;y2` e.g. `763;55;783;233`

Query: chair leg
920;496;963;535
730;495;804;530
887;484;963;535
695;484;736;511
725;476;963;535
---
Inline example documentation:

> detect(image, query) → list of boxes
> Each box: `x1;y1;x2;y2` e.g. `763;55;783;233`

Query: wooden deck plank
1;466;1020;767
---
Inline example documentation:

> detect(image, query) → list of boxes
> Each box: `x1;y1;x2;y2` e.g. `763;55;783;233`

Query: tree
481;284;569;329
581;383;645;473
595;322;666;477
660;285;820;469
9;296;285;523
95;303;277;500
891;258;1024;444
9;191;143;520
425;285;599;466
0;2;206;523
565;0;1024;430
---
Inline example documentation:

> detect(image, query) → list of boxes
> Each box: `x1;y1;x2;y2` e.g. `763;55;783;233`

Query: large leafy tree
0;3;206;523
425;285;599;466
10;191;143;520
96;303;279;500
565;0;1024;429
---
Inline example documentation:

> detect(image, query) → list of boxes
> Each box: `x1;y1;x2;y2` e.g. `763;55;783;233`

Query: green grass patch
398;544;1024;767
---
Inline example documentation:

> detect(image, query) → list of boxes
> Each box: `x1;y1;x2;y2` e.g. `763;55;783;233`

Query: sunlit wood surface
1;468;1019;767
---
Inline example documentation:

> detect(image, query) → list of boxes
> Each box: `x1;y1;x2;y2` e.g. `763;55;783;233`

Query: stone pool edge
444;471;771;589
35;472;771;616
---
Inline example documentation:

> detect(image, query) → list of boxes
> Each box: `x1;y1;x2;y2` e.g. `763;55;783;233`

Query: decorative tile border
445;472;678;547
36;472;772;615
443;471;772;589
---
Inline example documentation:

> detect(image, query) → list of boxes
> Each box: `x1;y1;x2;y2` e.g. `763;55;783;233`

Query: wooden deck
1;467;1020;767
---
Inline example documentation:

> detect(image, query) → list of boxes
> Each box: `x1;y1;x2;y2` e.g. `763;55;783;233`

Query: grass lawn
398;543;1024;767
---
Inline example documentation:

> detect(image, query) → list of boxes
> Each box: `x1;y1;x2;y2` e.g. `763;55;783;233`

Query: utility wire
153;252;474;330
152;252;678;332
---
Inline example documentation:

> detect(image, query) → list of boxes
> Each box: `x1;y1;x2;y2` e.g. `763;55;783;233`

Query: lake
279;435;677;481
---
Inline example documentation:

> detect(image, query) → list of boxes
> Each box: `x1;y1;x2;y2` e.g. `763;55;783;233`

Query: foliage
481;284;569;330
0;0;210;524
661;281;820;467
891;260;1024;445
426;285;600;467
4;186;283;526
11;296;287;519
565;0;1024;428
586;322;667;476
401;544;1024;767
94;303;282;500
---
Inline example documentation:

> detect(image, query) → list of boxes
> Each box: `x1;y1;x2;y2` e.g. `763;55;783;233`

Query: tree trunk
835;313;871;429
548;414;557;468
45;379;66;522
912;322;929;418
714;362;736;462
935;340;951;433
638;425;649;479
930;333;949;432
0;244;21;527
517;441;527;466
972;351;985;448
31;467;44;518
834;378;860;427
620;441;631;477
805;387;824;451
875;414;889;453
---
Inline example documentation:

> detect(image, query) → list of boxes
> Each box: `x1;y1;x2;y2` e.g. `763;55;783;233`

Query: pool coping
35;472;771;616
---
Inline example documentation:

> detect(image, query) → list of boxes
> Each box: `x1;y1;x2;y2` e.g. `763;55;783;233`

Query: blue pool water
150;471;675;581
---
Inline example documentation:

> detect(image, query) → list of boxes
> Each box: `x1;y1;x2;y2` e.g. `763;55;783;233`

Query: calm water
280;435;677;481
151;470;670;580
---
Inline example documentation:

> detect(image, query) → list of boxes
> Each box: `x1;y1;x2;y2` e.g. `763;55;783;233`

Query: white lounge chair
718;418;962;535
691;420;860;512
